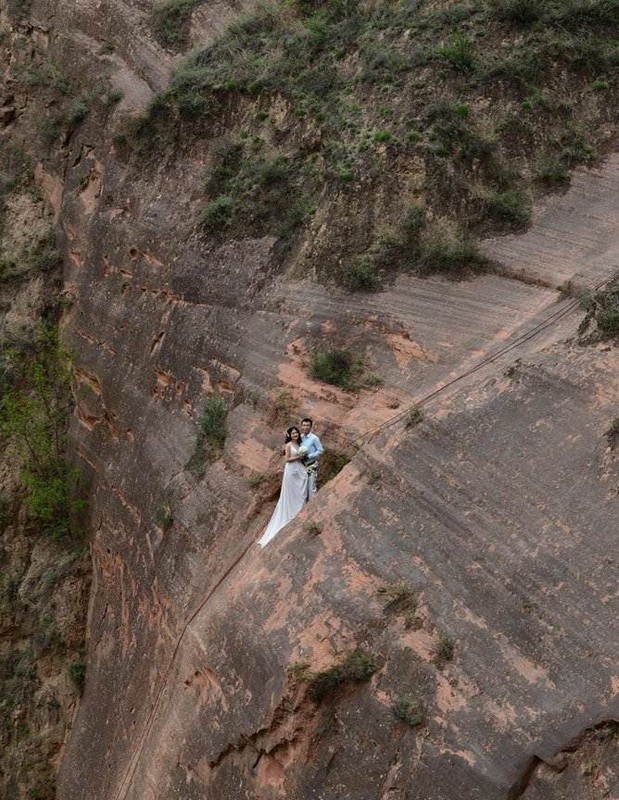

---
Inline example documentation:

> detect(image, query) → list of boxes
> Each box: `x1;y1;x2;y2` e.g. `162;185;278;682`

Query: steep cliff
0;0;618;797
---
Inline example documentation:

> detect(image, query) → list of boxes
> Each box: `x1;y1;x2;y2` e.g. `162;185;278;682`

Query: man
300;418;324;500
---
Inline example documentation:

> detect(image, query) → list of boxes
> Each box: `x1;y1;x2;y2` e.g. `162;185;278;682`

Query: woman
258;426;308;548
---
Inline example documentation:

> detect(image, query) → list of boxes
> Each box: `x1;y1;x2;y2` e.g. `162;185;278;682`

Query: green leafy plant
437;30;475;71
578;280;619;338
201;195;234;231
406;407;424;427
480;189;531;229
67;660;86;692
342;257;381;292
307;650;378;703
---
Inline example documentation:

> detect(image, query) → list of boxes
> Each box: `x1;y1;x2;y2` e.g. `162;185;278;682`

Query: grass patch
307;650;378;704
378;582;417;626
418;231;488;277
188;394;228;476
479;189;531;230
310;348;362;390
153;0;202;49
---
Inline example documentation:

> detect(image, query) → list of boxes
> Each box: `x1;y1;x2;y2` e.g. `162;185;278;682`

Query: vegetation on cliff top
125;0;619;288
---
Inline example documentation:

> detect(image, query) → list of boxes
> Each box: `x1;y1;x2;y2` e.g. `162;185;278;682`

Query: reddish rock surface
56;146;618;798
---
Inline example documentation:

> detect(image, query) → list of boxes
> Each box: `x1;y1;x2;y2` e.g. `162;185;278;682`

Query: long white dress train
258;446;308;547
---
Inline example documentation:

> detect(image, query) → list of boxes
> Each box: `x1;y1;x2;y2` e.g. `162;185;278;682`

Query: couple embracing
258;418;324;548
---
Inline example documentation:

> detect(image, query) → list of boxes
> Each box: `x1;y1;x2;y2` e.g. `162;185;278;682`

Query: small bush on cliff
311;348;362;390
417;231;488;277
578;279;619;339
153;0;201;49
67;660;86;692
436;632;455;663
0;326;85;540
307;650;378;703
479;189;531;230
188;394;228;476
392;694;424;727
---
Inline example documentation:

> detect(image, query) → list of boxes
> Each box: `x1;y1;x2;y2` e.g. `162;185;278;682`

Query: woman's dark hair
286;426;301;443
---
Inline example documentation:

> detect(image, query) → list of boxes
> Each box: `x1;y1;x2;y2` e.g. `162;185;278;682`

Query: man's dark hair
301;418;313;427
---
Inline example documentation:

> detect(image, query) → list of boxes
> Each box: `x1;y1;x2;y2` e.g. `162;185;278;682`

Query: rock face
1;0;617;797
56;125;619;799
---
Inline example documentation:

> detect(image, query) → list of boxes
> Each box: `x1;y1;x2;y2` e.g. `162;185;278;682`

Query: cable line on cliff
352;267;619;447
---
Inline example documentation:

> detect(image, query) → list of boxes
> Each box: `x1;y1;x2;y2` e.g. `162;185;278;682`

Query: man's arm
310;434;324;459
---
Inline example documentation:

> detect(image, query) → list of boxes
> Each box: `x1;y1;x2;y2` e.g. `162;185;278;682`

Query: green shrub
418;233;488;276
392;694;424;727
481;189;531;229
436;632;455;662
201;195;234;231
593;77;609;90
342;257;381;292
373;130;393;143
534;154;571;188
578;280;619;338
406;407;424;427
0;326;84;540
188;394;227;476
311;348;361;389
67;98;91;127
437;31;474;71
307;650;377;703
153;0;201;48
610;417;619;435
67;660;86;692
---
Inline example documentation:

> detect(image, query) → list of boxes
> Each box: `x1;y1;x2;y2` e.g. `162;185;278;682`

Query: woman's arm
284;443;302;462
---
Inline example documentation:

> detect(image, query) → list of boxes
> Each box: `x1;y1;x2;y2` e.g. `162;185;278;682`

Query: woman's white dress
258;446;308;547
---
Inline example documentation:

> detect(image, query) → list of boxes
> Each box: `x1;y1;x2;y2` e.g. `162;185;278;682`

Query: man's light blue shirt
301;432;323;463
